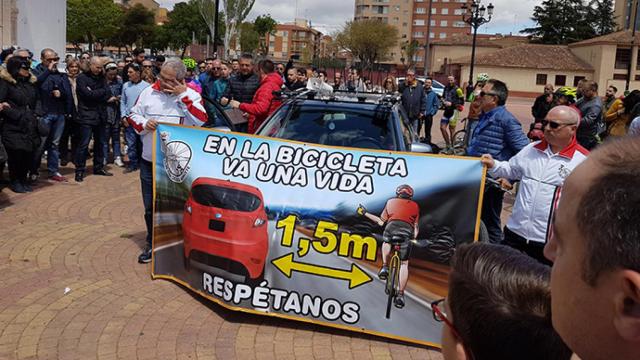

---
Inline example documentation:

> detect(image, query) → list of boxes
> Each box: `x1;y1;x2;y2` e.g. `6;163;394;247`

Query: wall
570;43;640;92
459;65;594;98
16;0;66;57
427;44;499;74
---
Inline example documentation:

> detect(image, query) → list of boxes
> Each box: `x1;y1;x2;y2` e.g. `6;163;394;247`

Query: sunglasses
541;120;573;129
143;65;153;68
212;67;222;70
45;57;60;62
479;91;499;97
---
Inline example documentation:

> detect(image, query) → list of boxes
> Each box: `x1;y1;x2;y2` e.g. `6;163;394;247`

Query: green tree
253;14;277;56
239;22;260;54
160;2;209;57
110;4;156;52
521;0;596;44
222;0;256;59
589;0;617;36
334;19;398;71
401;40;420;68
67;0;123;52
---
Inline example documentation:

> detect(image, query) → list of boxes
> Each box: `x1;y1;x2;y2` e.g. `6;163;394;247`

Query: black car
254;91;432;153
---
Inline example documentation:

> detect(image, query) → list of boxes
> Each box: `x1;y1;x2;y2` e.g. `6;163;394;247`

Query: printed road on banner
151;123;485;347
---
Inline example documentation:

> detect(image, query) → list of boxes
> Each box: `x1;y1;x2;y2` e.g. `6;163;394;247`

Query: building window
416;7;426;13
440;20;448;26
413;19;425;26
536;74;547;86
573;76;586;86
439;33;447;39
555;75;567;86
615;48;631;69
441;8;448;14
613;73;628;80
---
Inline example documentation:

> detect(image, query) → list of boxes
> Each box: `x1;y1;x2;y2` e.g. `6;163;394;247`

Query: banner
152;123;486;347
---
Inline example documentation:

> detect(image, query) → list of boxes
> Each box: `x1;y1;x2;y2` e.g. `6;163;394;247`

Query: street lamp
461;1;494;98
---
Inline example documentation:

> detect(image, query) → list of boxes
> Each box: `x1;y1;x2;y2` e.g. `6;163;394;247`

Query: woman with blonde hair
382;75;397;93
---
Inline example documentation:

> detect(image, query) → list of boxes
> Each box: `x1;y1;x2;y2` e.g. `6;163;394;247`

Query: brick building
354;0;472;66
264;19;330;63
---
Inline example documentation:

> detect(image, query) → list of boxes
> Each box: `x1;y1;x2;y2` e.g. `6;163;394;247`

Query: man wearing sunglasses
467;79;528;244
480;105;588;264
31;48;74;183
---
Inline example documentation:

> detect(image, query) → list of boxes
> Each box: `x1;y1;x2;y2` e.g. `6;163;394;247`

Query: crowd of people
0;45;638;360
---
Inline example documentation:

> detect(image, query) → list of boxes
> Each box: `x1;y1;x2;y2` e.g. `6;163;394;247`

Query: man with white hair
129;59;207;264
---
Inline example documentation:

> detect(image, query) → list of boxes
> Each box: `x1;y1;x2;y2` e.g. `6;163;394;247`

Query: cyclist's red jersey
381;198;419;226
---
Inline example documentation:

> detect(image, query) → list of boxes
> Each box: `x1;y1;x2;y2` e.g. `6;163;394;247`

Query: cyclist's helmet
396;184;414;199
555;86;577;104
476;73;490;83
182;57;197;71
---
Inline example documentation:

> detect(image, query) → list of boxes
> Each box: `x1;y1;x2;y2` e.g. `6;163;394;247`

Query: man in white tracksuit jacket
128;59;208;263
481;106;589;264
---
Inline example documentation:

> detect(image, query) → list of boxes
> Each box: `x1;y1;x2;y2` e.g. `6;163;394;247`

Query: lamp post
461;0;494;98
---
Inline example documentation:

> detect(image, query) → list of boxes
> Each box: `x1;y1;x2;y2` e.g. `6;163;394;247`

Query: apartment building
354;0;414;64
354;0;472;65
615;0;640;31
265;19;330;63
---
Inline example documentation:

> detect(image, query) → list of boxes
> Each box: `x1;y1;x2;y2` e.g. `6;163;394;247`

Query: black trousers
5;148;32;183
482;185;505;244
423;115;434;144
60;117;78;163
503;226;552;266
75;123;105;173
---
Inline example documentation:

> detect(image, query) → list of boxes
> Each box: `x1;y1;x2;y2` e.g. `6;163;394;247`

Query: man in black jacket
32;48;74;182
399;69;425;136
531;84;554;122
74;56;115;182
221;53;260;133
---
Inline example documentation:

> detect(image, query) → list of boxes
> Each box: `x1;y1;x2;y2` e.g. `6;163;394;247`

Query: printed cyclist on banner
160;131;192;183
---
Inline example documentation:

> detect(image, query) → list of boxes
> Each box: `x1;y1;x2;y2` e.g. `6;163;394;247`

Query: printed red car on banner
182;177;269;280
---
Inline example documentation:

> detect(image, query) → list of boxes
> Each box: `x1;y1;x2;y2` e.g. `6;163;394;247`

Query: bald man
74;56;117;182
481;106;589;264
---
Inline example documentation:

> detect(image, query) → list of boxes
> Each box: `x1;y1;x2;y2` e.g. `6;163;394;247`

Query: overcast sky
157;0;541;35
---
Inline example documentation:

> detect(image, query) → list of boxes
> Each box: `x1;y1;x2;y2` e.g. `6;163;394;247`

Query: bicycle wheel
452;130;466;155
385;263;398;319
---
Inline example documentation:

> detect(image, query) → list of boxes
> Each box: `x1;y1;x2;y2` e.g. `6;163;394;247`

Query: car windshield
260;103;397;150
191;185;261;212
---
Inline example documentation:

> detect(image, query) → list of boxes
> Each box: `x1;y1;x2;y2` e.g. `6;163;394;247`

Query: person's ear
613;270;640;342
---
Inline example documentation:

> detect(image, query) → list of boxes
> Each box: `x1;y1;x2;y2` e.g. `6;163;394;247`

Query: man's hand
107;96;118;103
52;90;61;98
229;100;240;109
163;79;187;96
480;154;495;169
418;113;424;119
498;178;514;191
356;204;367;216
0;102;10;112
144;119;159;131
47;61;57;71
220;97;229;106
444;101;452;107
121;117;130;127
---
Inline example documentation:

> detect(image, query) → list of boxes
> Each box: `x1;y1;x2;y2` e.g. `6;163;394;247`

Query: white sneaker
114;156;125;167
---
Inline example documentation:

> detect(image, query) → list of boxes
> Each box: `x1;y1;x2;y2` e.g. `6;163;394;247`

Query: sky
156;0;541;36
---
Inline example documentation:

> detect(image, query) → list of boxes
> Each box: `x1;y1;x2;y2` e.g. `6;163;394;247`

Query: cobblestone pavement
0;165;444;360
0;97;531;359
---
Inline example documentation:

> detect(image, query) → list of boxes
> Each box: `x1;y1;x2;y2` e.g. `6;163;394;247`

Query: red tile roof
450;44;594;71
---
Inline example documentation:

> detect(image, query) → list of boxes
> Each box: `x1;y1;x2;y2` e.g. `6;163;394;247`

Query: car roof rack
274;88;400;106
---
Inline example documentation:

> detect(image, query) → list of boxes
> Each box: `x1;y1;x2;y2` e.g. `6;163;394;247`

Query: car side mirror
410;142;433;154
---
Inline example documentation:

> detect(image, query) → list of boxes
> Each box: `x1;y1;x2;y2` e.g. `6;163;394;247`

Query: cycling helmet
396;184;414;198
182;57;197;71
476;73;490;82
555;86;577;103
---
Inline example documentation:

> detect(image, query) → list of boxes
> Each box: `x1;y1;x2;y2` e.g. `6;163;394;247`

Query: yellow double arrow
271;253;372;289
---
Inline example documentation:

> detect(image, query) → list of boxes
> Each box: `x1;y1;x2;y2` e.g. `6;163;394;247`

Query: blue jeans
124;126;141;169
140;159;153;248
75;123;105;173
102;122;121;160
34;114;65;175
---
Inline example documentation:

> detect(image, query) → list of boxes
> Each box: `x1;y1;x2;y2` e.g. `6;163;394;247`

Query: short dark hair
240;53;253;62
318;69;327;77
155;55;165;62
578;137;640;285
449;243;572;360
258;59;275;74
296;67;306;76
132;48;145;56
584;80;598;92
608;85;618;93
205;57;215;62
487;79;508;106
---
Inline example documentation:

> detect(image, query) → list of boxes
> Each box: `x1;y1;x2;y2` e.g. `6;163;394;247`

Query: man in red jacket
225;59;283;133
